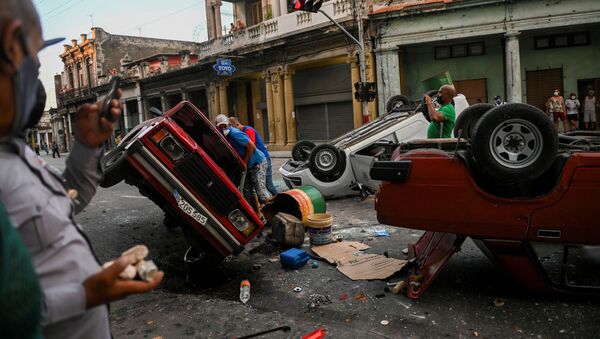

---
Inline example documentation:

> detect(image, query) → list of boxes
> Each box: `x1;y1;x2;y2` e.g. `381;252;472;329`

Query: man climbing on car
215;114;272;214
424;85;456;139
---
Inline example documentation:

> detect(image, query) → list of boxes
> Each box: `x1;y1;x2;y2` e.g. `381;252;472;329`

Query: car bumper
279;160;356;198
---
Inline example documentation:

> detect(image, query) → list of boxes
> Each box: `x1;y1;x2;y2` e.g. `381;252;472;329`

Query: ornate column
214;0;223;38
283;66;297;144
271;68;287;147
263;71;275;144
348;53;363;128
219;81;229;116
272;0;281;17
251;78;264;137
236;82;249;124
505;32;522;103
279;0;288;15
375;48;401;116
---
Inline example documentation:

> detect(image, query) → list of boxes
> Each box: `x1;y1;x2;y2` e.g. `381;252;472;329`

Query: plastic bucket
306;213;333;246
263;185;326;223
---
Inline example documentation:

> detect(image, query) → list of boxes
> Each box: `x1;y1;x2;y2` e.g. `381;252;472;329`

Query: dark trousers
52;149;60;158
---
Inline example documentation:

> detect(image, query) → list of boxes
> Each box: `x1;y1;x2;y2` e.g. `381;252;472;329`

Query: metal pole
318;3;369;123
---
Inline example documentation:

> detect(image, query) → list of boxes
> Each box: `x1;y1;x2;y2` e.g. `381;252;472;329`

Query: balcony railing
198;0;354;59
58;87;94;103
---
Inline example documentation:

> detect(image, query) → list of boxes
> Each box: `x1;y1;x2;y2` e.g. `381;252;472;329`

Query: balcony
57;87;95;104
198;0;354;58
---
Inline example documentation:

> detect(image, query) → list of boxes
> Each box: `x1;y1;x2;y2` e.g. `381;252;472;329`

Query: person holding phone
0;1;163;338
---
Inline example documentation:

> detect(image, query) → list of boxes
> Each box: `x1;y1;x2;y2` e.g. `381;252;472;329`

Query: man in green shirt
425;85;456;139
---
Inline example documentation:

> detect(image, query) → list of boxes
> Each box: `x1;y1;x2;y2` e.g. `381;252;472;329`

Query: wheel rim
489;118;543;169
299;146;312;158
315;149;337;172
392;100;405;110
105;150;125;168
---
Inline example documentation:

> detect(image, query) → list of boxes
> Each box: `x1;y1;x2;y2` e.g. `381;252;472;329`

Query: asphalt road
43;153;600;338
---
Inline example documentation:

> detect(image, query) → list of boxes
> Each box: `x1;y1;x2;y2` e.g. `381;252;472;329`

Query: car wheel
453;103;494;139
100;145;130;188
386;95;410;113
181;223;224;269
471;103;557;184
292;140;316;162
421;90;439;122
309;144;343;176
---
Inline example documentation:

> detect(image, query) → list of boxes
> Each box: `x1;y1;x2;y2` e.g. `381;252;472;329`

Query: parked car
371;102;600;299
280;94;469;199
100;101;264;263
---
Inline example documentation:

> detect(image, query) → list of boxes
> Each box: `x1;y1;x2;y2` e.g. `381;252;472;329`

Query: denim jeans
265;158;279;195
244;160;272;204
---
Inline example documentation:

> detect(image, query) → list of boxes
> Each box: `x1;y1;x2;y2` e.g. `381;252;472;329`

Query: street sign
213;58;236;76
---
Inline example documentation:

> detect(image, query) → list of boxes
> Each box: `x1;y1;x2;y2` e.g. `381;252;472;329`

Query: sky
34;0;233;110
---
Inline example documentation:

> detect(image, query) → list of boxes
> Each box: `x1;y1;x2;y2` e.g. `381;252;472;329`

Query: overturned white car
279;94;469;199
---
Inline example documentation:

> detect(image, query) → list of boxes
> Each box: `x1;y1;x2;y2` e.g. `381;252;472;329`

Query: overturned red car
371;103;600;299
100;101;264;263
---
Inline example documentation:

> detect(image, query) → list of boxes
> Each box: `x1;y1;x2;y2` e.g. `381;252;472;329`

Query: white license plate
174;190;207;225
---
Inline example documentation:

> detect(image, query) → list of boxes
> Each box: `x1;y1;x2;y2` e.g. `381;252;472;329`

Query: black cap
42;37;65;49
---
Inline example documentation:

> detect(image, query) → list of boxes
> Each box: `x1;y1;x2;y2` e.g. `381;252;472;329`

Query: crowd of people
545;89;598;132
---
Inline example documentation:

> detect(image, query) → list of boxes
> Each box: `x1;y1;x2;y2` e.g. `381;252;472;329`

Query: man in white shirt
583;90;597;130
565;92;580;131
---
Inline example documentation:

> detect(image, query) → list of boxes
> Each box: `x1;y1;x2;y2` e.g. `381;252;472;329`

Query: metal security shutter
296;101;354;141
297;104;327;140
454;79;487;104
526;69;563;111
327;101;354;138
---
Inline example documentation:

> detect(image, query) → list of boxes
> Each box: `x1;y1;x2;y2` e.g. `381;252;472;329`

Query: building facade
369;0;600;117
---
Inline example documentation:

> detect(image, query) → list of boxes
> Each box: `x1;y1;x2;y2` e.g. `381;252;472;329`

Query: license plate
174;190;207;225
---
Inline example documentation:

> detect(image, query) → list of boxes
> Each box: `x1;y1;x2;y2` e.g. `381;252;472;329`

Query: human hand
423;95;432;105
83;256;164;309
75;89;123;147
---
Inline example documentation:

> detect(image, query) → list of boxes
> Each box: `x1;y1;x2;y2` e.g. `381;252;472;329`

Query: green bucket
263;185;326;223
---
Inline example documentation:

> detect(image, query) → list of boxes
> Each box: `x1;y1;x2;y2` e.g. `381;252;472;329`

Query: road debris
380;320;389;326
294;287;302;293
280;248;310;269
302;327;326;339
493;298;506;308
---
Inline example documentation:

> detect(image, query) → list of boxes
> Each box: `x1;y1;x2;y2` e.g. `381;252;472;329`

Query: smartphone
101;75;122;122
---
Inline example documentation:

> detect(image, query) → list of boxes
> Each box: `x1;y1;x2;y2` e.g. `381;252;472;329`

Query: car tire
100;145;130;188
309;144;343;176
421;90;439;122
453;103;494;139
181;223;224;269
386;95;410;113
292;140;316;162
471;103;558;184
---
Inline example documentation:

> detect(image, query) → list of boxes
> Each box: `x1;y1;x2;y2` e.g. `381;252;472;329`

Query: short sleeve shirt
427;103;456;139
225;127;265;168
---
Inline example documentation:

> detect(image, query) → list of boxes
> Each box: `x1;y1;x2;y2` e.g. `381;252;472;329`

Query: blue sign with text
213;58;236;76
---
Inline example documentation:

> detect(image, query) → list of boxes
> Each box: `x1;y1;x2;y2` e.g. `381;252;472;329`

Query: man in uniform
424;85;456;139
0;1;163;338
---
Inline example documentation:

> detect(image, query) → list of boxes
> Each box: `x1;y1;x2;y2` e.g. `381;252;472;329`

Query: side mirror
149;107;162;117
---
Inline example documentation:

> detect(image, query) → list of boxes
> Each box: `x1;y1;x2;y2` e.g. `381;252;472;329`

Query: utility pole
317;1;369;122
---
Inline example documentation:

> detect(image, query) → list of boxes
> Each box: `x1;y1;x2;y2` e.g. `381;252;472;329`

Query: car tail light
228;209;255;236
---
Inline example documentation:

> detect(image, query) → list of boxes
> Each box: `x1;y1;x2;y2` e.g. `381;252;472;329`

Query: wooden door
526;69;564;111
453;78;487;104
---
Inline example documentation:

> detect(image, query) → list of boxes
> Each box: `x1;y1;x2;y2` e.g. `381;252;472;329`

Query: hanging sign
213;58;236;76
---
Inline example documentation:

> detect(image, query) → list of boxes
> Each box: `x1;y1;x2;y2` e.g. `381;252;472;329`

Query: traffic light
354;82;377;102
292;0;323;13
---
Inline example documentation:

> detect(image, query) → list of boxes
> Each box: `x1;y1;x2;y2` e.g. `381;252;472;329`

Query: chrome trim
132;146;242;253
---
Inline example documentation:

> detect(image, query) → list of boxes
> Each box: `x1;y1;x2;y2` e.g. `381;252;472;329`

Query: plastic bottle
239;279;251;304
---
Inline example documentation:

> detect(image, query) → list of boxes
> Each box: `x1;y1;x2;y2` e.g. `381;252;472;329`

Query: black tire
471;103;558;184
453;103;494;139
309;144;343;176
386;95;410;113
181;224;224;269
291;140;316;162
100;145;130;188
421;90;439;122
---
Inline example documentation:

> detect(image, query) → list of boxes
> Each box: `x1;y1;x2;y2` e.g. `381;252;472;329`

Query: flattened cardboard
312;241;407;280
337;254;407;280
311;241;370;264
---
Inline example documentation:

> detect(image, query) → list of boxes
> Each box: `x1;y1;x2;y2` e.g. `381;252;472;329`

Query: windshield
168;102;245;185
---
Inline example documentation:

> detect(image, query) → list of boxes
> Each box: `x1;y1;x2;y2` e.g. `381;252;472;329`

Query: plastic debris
293;287;302;293
338;293;348;301
240;280;251;304
372;230;390;237
280;248;309;269
302;328;326;339
380;320;389;326
312;261;319;269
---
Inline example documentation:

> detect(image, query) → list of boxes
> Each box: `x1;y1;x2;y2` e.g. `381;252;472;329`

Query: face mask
1;32;40;140
554;92;559;96
222;128;230;136
24;79;46;130
571;96;576;100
